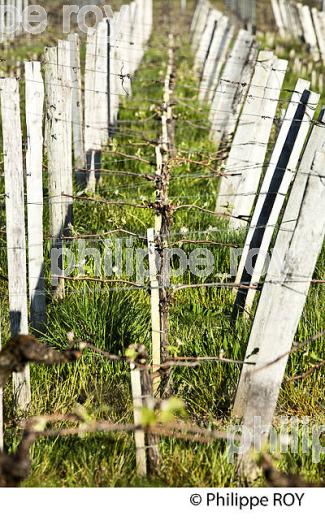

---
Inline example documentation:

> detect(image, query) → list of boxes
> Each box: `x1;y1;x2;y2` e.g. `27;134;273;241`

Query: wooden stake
209;29;254;147
68;33;85;183
234;80;319;314
199;15;230;102
153;34;176;369
159;51;174;364
111;13;123;131
223;42;258;147
25;61;46;331
191;0;205;35
235;149;325;450
299;4;319;60
84;28;99;192
194;10;220;73
147;229;161;395
130;345;159;477
58;40;73;232
233;109;325;418
217;54;287;221
163;34;175;157
154;145;163;233
95;20;109;146
44;47;64;297
270;0;286;38
206;25;234;104
311;8;325;65
84;26;97;151
141;360;159;475
192;1;210;54
115;6;132;99
130;365;147;477
1;78;31;409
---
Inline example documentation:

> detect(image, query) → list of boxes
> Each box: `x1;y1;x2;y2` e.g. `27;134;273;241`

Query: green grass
0;0;324;487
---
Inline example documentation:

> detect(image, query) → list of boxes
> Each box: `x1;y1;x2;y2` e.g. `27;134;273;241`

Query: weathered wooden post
157;35;176;366
85;20;109;190
114;8;132;102
216;53;288;221
68;33;85;184
222;41;258;147
199;15;230;102
109;14;121;131
298;4;319;60
154;144;163;233
311;8;325;64
1;78;31;409
44;44;72;298
147;229;161;395
130;344;159;477
234;149;325;462
129;1;137;76
278;0;289;33
271;0;285;38
207;25;235;104
191;0;205;35
25;61;46;330
84;27;100;192
130;361;147;477
233;109;325;419
143;0;153;43
194;9;220;73
289;1;303;40
95;20;109;146
234;80;319;314
58;39;73;229
117;5;132;98
44;47;63;295
192;0;210;54
209;29;254;147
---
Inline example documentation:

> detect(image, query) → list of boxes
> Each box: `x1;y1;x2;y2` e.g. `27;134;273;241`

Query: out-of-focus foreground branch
0;335;83;389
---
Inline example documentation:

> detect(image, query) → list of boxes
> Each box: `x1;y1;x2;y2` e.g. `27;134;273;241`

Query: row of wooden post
130;344;159;477
0;0;29;42
0;1;153;450
271;0;325;63
191;1;325;461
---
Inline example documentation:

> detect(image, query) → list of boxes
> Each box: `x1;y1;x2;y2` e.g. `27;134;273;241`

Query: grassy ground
0;0;324;487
